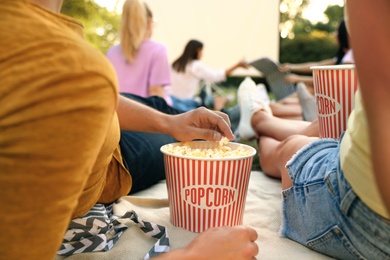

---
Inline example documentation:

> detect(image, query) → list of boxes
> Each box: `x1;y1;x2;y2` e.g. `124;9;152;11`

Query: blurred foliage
324;5;345;28
279;1;344;64
280;0;310;25
280;33;338;64
61;0;120;54
60;0;344;64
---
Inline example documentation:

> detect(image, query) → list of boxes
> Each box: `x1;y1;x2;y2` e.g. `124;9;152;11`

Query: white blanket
56;171;333;260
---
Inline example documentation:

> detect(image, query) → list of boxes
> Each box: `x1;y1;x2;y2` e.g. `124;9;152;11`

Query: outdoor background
140;0;280;76
60;0;345;169
61;0;345;77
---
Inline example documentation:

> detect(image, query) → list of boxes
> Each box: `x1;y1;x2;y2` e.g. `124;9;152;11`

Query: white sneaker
257;83;270;105
296;83;317;122
237;77;271;140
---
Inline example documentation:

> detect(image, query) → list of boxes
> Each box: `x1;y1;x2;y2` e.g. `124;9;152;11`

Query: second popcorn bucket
311;64;359;139
160;140;256;233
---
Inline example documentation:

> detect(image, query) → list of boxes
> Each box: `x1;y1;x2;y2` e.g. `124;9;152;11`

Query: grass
239;139;261;171
212;84;262;171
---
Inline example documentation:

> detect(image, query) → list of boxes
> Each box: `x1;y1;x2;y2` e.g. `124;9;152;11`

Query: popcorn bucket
311;64;359;139
160;141;256;233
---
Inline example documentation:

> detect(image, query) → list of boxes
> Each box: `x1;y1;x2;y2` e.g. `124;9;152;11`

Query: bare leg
270;102;303;120
236;77;313;140
277;93;299;105
258;134;319;189
253;110;320;187
251;110;319;141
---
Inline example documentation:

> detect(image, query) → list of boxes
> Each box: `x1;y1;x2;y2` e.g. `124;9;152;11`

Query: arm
116;95;235;141
154;226;258;260
149;84;166;99
225;59;249;77
279;58;336;74
192;60;248;83
347;0;390;213
284;73;314;87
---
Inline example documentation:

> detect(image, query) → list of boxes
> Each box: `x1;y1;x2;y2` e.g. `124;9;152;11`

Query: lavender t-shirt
107;39;172;105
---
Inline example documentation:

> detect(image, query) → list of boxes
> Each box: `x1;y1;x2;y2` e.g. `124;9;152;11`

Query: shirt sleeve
149;44;171;87
0;57;118;259
190;60;227;83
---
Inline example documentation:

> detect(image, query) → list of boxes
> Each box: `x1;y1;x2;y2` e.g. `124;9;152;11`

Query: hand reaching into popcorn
166;108;235;142
1;1;244;259
117;96;235;142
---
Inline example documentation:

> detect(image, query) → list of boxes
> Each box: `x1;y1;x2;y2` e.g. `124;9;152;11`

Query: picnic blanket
55;171;333;260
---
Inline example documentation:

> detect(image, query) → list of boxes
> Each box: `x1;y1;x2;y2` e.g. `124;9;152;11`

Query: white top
341;49;354;64
170;60;226;99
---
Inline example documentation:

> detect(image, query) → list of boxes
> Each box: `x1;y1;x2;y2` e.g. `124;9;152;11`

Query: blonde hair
120;0;152;62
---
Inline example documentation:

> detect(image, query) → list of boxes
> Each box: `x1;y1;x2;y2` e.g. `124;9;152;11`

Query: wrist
153;248;195;260
159;113;174;136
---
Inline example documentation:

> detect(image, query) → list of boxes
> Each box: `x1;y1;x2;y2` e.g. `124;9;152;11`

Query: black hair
335;19;349;64
172;39;204;73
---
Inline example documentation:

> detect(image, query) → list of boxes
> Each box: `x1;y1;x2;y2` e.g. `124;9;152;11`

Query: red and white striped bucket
311;64;358;139
160;141;256;233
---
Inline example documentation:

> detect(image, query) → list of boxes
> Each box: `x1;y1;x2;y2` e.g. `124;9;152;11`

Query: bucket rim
160;141;256;161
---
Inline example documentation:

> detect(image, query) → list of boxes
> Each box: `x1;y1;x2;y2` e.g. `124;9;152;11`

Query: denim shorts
282;137;390;259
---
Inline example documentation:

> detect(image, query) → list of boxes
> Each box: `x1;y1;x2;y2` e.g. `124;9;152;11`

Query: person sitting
170;39;247;112
0;1;258;259
279;18;353;89
236;1;390;258
248;18;354;126
107;0;173;106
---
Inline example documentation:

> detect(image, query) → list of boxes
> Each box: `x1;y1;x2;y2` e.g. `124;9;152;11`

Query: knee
251;110;272;131
277;135;317;168
258;134;307;179
257;137;282;178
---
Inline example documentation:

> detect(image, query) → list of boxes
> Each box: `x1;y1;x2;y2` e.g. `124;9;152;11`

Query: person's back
107;0;172;105
170;60;225;99
0;1;130;258
107;39;171;99
170;39;247;113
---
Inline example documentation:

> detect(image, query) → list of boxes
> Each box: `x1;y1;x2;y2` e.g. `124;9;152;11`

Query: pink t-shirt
107;39;172;105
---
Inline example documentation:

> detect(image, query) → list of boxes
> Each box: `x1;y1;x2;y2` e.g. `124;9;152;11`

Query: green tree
279;0;310;25
279;0;310;39
279;1;344;64
324;5;344;29
280;33;338;64
61;0;120;54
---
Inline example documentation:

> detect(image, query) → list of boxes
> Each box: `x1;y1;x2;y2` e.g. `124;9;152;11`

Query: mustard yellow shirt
340;90;389;219
0;1;131;259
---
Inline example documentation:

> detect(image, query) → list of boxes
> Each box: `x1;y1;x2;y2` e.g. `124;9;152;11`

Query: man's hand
155;226;259;260
165;107;235;142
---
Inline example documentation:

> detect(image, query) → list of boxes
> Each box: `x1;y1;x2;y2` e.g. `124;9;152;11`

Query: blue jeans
170;95;240;133
119;94;179;194
170;95;200;112
282;137;390;259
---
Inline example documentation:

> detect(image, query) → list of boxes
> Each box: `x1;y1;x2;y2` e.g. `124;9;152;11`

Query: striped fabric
249;57;296;101
58;204;170;259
